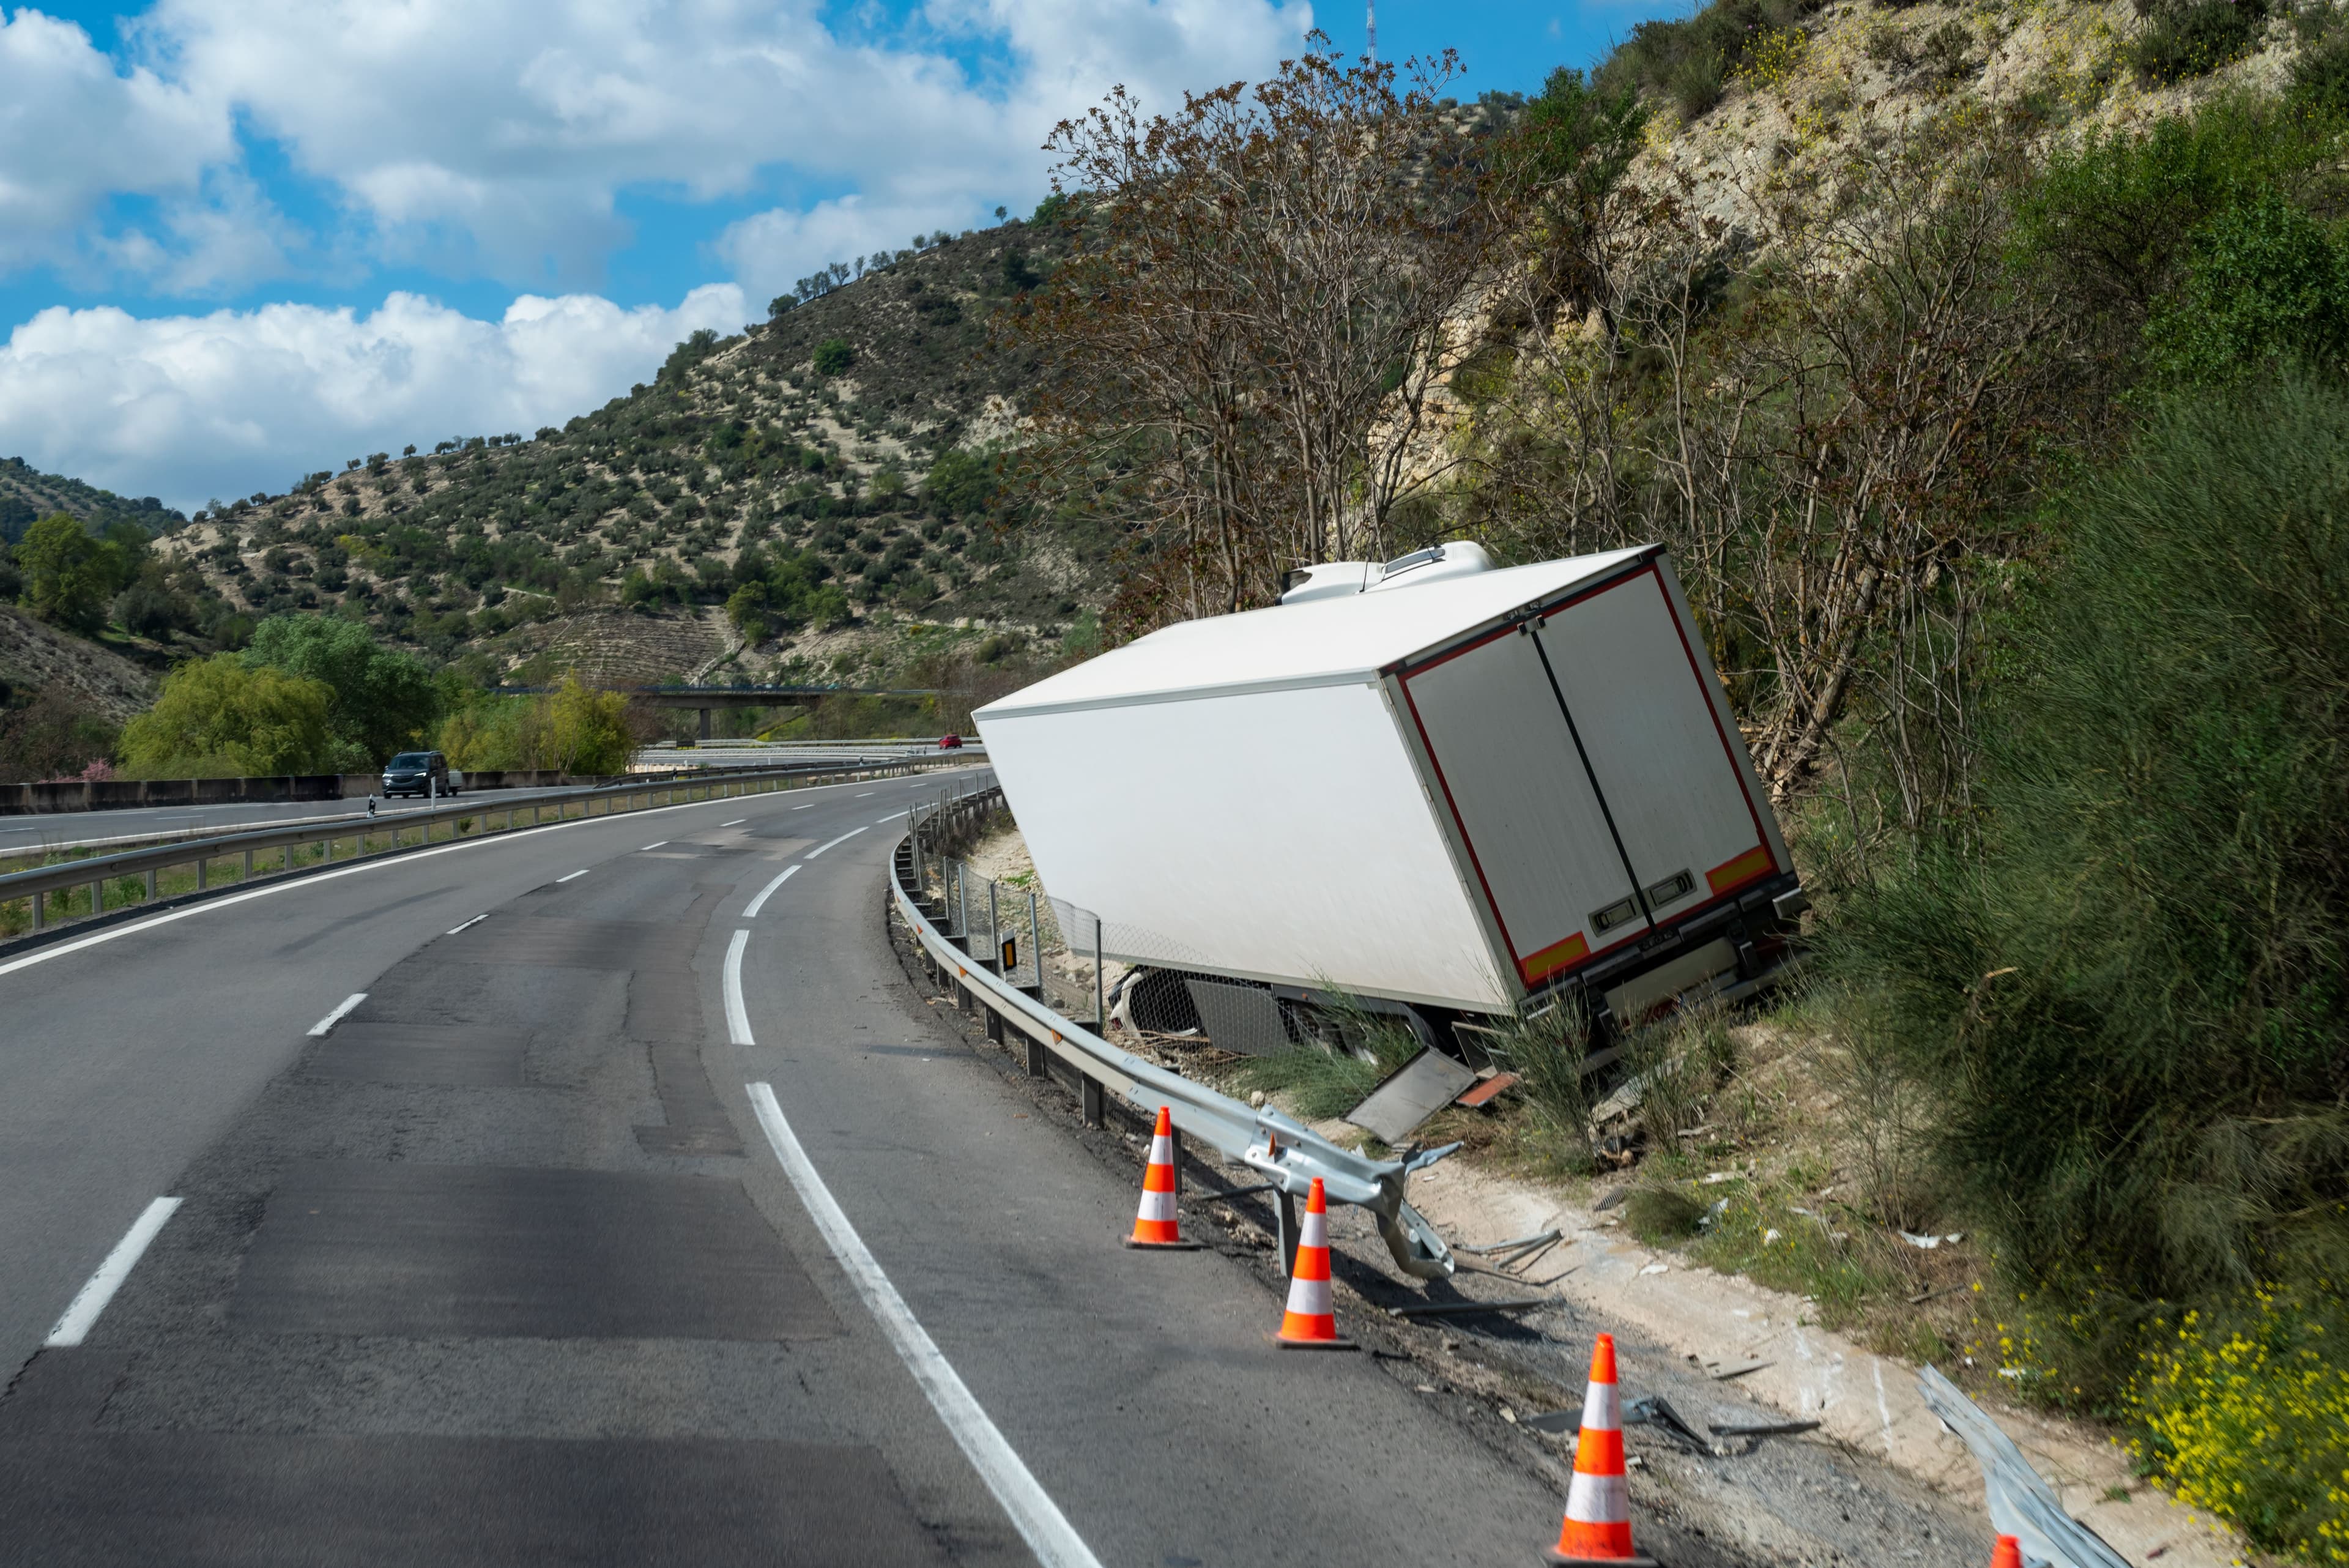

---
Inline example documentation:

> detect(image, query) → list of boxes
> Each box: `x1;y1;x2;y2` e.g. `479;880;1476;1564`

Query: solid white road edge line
45;1197;183;1347
308;992;367;1036
556;869;590;883
743;864;798;919
723;930;753;1046
745;1083;1104;1568
875;812;906;825
806;826;867;858
0;771;949;983
445;913;489;936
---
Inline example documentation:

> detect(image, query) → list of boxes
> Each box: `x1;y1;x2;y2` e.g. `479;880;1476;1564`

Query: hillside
152;213;1115;689
0;456;184;547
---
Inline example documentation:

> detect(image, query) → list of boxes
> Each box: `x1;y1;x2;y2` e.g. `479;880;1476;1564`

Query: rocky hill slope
0;457;184;547
152;214;1107;688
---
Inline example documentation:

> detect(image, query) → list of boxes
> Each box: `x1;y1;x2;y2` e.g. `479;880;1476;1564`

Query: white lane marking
856;792;875;798
743;864;798;919
875;812;906;824
723;930;753;1046
719;819;746;827
308;992;367;1036
640;841;669;851
806;826;867;858
46;1197;182;1347
0;776;908;983
746;1083;1102;1568
445;913;489;935
556;869;590;883
792;804;814;811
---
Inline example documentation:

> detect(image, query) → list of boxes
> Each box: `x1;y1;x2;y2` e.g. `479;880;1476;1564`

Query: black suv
381;750;457;798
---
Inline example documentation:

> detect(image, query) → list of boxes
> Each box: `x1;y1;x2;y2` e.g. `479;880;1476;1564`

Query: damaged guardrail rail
892;788;1457;1281
0;756;937;939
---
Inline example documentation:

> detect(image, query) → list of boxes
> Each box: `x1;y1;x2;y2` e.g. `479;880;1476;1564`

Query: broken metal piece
1624;1394;1716;1454
1453;1071;1519;1108
1709;1418;1820;1440
1389;1295;1554;1320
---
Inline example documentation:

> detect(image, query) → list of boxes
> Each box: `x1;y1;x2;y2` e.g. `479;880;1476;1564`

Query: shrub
813;338;855;376
2145;191;2349;379
1827;375;2349;1377
2133;0;2268;84
2129;1291;2349;1559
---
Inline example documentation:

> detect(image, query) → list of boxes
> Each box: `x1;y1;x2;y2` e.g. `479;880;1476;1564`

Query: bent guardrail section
0;756;950;940
889;793;1456;1282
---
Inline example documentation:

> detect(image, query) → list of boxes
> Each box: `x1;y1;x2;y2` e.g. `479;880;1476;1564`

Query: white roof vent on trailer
1277;542;1494;606
1364;541;1494;592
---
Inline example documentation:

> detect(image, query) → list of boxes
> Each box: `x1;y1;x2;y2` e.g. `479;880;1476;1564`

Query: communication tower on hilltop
1367;1;1377;60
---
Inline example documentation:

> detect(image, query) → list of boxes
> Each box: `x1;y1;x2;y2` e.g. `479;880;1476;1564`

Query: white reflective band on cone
1286;1276;1333;1314
1138;1189;1177;1222
1565;1470;1630;1523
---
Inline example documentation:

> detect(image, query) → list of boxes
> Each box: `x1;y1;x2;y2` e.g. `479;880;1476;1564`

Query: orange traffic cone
1989;1536;2024;1568
1545;1334;1655;1565
1125;1107;1200;1250
1274;1177;1355;1350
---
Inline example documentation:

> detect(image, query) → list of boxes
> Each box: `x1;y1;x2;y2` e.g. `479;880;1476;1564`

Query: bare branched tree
1012;40;1505;631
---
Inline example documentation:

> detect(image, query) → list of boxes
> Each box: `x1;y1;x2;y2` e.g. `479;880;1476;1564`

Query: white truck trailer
973;543;1803;1043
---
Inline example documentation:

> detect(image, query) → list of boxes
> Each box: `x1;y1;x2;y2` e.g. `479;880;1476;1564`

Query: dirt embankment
0;608;158;725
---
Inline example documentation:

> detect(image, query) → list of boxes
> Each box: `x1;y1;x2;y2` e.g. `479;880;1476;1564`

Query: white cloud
0;284;746;511
125;0;1309;286
0;8;230;270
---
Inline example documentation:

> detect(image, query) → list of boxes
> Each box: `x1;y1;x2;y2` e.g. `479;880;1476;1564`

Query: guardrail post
88;877;103;919
145;868;157;899
1080;1075;1104;1126
985;1008;1003;1044
1275;1189;1300;1277
31;889;42;930
1026;1035;1048;1079
243;848;254;880
196;854;207;891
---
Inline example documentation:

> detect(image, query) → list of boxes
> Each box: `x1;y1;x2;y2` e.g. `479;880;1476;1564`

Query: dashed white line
556;869;590;883
719;819;746;827
308;992;367;1037
806;826;867;858
445;913;489;935
746;1084;1102;1568
723;929;753;1046
792;804;814;811
46;1197;183;1347
856;792;875;798
743;864;798;918
640;841;669;851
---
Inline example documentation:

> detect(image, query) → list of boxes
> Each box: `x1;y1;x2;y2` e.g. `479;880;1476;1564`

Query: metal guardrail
891;789;1457;1282
1918;1367;2132;1568
0;756;944;938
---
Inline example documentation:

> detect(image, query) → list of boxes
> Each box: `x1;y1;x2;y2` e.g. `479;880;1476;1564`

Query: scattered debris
1460;1228;1559;1256
1899;1230;1966;1249
1704;1358;1772;1381
1389;1295;1554;1320
1453;1071;1518;1108
1640;1263;1669;1276
1345;1046;1478;1144
1521;1410;1580;1436
1592;1187;1631;1212
1625;1394;1716;1454
1710;1418;1820;1440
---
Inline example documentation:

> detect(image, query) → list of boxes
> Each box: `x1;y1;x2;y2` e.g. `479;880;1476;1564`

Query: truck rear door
1534;563;1782;919
1395;626;1648;990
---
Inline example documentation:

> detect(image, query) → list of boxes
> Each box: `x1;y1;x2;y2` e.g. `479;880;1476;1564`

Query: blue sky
0;1;1664;511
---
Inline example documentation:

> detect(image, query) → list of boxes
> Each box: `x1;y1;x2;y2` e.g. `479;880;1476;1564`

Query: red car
937;734;964;749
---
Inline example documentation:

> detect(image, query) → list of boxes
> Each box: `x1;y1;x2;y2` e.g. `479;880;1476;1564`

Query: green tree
544;674;634;775
812;338;854;375
117;656;341;778
17;513;114;633
2147;193;2349;379
244;613;442;765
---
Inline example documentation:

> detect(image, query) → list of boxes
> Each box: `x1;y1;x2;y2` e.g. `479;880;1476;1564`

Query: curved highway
0;766;1698;1566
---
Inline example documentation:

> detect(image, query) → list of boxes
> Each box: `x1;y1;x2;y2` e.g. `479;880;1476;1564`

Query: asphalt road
0;764;1664;1567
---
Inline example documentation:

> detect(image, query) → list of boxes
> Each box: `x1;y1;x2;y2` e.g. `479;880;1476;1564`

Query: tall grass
1828;375;2349;1376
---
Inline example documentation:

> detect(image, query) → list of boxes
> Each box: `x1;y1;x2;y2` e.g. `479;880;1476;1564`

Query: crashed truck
971;541;1805;1067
